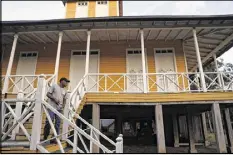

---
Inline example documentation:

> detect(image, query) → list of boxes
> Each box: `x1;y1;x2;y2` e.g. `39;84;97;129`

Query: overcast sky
2;1;233;64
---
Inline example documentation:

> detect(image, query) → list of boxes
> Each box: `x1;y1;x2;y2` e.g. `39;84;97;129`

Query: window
20;52;37;57
72;50;99;55
127;50;142;54
97;1;107;5
78;1;88;6
155;49;173;54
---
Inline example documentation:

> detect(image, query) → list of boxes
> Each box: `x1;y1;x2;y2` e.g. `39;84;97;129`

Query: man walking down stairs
43;77;70;144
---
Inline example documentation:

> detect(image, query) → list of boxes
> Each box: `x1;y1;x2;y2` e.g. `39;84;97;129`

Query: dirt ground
123;145;218;153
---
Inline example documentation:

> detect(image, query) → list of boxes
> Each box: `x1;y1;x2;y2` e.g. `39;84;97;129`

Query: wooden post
73;129;78;153
192;28;207;92
62;90;71;140
172;114;179;147
2;34;19;94
116;134;123;153
140;29;148;93
187;113;197;153
224;108;233;153
30;75;46;150
155;104;166;153
211;103;227;153
11;90;24;140
84;30;91;88
213;54;223;89
201;113;210;146
54;31;63;83
92;103;100;153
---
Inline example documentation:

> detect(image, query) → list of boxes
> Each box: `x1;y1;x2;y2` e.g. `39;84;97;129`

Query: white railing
71;72;233;94
1;74;55;95
1;98;36;141
37;100;123;153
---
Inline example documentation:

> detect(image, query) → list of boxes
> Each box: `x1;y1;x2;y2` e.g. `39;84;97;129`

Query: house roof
2;15;233;71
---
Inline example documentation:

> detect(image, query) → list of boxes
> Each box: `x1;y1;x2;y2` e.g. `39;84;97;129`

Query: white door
75;1;88;18
14;52;38;93
69;50;99;92
126;49;147;92
154;49;177;92
96;1;109;17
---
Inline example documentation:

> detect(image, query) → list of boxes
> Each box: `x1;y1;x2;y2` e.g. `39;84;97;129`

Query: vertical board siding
2;40;187;92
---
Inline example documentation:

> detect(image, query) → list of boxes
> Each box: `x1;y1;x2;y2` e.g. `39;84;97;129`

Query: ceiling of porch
2;27;233;71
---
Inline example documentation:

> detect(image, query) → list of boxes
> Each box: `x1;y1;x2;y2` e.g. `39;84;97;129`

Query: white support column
213;54;223;88
30;75;46;150
155;104;166;153
192;28;207;92
224;108;233;153
85;31;91;75
140;29;148;93
201;113;210;147
2;34;19;94
62;90;71;140
54;31;63;83
11;90;24;140
211;103;227;153
84;30;91;89
92;103;100;153
172;114;179;147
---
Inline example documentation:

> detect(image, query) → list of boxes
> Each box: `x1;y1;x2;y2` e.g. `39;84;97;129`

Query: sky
2;1;233;64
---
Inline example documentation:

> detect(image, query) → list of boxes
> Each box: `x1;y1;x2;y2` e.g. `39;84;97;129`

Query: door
14;52;38;93
96;1;109;17
126;49;147;92
75;1;88;18
69;50;99;92
154;49;177;92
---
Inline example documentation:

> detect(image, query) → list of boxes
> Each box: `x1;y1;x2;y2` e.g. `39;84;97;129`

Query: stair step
42;141;67;153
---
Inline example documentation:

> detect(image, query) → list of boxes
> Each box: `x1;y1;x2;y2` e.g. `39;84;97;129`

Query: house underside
1;15;233;153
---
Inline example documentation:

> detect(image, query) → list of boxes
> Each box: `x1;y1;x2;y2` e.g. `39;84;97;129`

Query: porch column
201;113;210;147
140;29;148;93
187;113;197;153
85;30;91;75
211;103;227;153
172;114;179;147
84;30;91;89
213;54;223;88
92;103;100;153
223;108;233;153
54;31;63;83
155;104;166;153
2;34;19;94
192;28;207;92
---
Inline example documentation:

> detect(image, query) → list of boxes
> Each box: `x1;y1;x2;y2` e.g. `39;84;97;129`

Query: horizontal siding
88;1;96;17
109;1;117;16
65;2;76;18
2;40;187;92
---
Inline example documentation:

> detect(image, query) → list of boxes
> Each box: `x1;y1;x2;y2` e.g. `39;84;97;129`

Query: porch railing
70;72;232;94
1;74;56;95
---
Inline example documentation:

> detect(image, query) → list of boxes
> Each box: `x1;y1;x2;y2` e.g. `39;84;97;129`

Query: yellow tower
63;0;123;18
